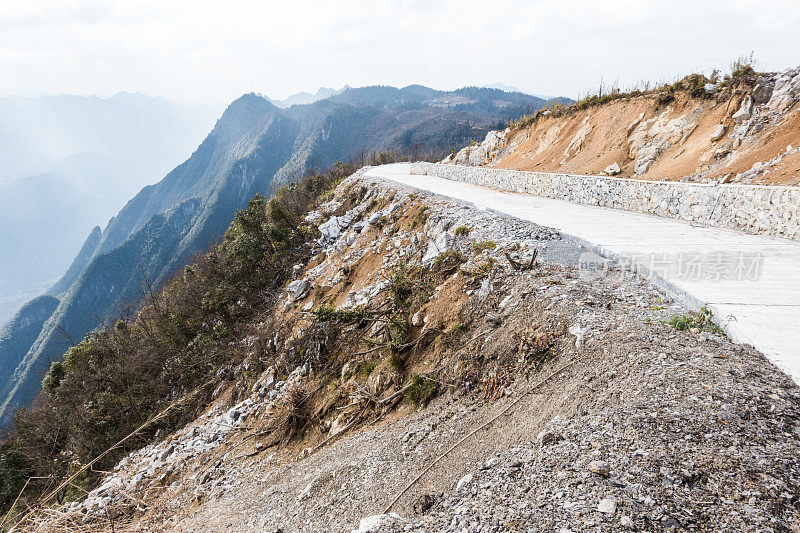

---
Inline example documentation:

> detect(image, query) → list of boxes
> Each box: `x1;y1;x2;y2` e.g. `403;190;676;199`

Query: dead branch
504;249;538;271
10;382;212;532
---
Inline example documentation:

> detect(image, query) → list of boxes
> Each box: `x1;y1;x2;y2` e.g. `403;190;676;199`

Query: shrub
0;161;356;517
453;323;468;335
655;89;675;107
388;354;404;371
454;225;471;237
731;52;757;81
471;241;496;253
405;375;439;406
408;206;429;229
667;307;721;334
313;306;371;324
359;360;379;378
433;250;466;271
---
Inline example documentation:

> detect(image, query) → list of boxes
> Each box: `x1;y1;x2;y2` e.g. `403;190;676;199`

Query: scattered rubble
34;172;800;533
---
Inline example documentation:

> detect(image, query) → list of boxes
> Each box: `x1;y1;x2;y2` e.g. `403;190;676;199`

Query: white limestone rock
422;231;456;263
598;497;617;514
286;279;309;300
456;473;474;491
603;162;621;175
318;214;352;242
732;95;753;125
568;323;588;348
352;514;404;533
768;70;800;112
477;278;493;300
564;116;593;157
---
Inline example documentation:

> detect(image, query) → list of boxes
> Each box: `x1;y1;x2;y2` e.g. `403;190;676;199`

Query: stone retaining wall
410;163;800;240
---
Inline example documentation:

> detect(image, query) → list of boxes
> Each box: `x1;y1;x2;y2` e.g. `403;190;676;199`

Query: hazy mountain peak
268;86;345;108
488;82;523;93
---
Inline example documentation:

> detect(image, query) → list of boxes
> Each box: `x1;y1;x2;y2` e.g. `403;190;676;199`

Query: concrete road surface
364;163;800;383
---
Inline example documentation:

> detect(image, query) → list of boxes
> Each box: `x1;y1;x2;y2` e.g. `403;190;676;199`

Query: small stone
485;313;502;327
456;473;474;491
621;515;635;528
604;162;621;175
158;444;174;462
569;324;588;348
352;513;404;533
291;264;303;279
477;278;493;300
710;124;726;142
588;460;610;477
598;497;617;514
536;428;563;446
298;482;313;500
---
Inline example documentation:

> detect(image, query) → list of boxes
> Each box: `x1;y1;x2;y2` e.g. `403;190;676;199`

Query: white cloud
1;0;798;103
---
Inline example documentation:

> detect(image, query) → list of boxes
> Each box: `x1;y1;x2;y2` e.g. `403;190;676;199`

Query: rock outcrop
445;129;509;166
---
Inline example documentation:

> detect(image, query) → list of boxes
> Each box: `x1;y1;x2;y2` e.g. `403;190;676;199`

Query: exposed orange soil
492;92;800;185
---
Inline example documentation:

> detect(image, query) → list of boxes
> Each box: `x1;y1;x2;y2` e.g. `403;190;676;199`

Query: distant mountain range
268;87;346;108
268;84;558;109
0;93;224;326
487;83;560;100
0;85;558;422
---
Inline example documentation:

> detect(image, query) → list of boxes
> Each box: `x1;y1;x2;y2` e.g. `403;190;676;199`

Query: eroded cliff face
449;67;800;185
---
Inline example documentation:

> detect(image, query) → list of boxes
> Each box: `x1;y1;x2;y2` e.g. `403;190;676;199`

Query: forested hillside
0;86;552;423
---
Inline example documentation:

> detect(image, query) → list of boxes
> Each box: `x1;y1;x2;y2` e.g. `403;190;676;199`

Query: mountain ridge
0;85;555;421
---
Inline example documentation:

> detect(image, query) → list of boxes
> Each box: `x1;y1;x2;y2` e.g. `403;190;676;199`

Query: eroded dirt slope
451;67;800;185
29;174;800;533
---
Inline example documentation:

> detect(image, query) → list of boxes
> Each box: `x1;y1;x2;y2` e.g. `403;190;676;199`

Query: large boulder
451;129;507;166
422;231;456;263
732;95;753;125
318;214;352;242
767;69;800;112
286;279;309;301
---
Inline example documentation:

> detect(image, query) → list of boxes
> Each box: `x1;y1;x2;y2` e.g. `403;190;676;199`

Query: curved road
365;163;800;384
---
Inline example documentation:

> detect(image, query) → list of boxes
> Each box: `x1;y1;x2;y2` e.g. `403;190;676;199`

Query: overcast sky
2;0;799;104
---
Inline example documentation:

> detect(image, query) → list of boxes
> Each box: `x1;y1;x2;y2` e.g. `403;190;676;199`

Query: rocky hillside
449;66;800;185
11;171;800;532
0;86;553;424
